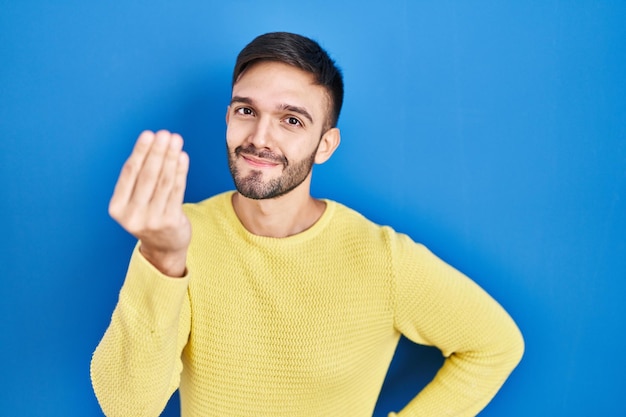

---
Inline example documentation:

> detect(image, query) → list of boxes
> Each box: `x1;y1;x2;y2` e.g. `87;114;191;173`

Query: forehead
232;61;329;124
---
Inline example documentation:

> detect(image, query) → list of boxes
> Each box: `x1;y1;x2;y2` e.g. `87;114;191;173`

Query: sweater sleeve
90;245;192;417
389;233;524;417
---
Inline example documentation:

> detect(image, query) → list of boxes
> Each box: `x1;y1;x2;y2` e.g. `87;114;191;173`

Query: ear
314;127;341;164
225;106;231;124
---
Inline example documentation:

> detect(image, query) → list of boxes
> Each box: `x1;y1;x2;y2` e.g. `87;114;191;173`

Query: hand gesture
109;130;190;277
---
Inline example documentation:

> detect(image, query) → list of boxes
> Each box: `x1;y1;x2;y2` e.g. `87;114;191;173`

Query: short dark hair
232;32;344;129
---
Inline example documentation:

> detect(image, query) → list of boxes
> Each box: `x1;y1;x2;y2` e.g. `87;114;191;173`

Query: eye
235;107;254;116
284;116;303;127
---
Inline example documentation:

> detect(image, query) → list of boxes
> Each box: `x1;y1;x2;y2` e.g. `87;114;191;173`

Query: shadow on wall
374;338;444;415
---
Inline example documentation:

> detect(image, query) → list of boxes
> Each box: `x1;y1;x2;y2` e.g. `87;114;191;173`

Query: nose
248;116;273;149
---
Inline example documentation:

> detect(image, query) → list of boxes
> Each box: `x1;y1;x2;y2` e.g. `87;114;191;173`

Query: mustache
235;144;288;166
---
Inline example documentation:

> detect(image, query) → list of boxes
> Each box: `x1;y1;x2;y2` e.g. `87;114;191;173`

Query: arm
90;247;191;416
91;130;192;416
390;236;524;416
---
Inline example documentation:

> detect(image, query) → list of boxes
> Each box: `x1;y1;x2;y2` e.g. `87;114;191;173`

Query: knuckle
123;211;146;234
121;159;137;176
108;202;118;217
158;174;173;189
108;200;124;220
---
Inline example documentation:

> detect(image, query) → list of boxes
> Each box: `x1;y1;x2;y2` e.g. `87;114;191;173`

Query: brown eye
236;107;254;116
286;117;302;126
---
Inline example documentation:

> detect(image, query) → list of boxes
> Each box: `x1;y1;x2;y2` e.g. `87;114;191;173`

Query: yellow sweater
91;192;523;417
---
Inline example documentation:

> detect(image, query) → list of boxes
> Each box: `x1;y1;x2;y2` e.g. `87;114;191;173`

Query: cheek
225;122;246;147
284;139;317;163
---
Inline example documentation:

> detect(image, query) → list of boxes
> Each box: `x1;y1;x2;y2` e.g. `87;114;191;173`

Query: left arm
389;235;524;416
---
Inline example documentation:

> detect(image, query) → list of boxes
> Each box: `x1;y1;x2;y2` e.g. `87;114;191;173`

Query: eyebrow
231;96;314;124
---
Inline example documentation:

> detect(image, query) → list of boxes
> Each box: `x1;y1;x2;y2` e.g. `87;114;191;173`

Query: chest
185;244;395;387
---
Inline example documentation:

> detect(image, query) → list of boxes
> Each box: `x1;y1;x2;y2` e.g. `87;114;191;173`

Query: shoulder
326;200;380;230
183;191;234;221
325;200;423;250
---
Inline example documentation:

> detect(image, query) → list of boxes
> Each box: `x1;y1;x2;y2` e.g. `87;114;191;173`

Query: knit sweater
91;191;524;417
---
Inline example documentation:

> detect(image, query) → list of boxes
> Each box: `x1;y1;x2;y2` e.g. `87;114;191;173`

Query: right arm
90;130;192;416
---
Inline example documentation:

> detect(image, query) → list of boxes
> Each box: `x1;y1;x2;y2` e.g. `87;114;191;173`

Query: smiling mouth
240;154;281;168
235;145;288;168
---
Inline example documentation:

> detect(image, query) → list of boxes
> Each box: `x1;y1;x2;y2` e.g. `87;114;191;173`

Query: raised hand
109;130;191;277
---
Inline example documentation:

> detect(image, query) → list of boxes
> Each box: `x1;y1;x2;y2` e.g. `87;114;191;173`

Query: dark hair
232;32;344;129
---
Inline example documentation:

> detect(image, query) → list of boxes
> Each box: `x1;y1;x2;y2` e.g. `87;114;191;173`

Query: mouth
235;146;287;169
240;153;281;169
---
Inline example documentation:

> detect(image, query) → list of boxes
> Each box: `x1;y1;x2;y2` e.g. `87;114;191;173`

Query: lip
240;154;281;168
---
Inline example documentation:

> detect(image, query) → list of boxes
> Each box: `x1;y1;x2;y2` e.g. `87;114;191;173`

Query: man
91;32;524;416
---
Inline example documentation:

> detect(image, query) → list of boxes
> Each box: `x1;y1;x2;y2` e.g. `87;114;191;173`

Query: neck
231;184;326;238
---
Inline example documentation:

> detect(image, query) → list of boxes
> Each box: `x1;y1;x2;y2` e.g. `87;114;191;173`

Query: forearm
91;248;191;417
392;239;524;416
390;330;524;416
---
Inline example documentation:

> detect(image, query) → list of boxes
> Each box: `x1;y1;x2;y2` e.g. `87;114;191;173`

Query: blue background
1;1;625;416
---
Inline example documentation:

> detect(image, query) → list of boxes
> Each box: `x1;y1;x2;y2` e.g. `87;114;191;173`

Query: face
226;61;331;200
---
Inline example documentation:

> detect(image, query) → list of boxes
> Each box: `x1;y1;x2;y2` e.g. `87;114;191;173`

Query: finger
164;150;190;217
109;131;155;215
148;133;184;215
129;130;172;206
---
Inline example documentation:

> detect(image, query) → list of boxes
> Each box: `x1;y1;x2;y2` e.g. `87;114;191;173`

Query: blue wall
1;1;624;415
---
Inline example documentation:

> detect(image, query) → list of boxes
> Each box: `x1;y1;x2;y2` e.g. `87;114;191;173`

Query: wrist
138;244;187;278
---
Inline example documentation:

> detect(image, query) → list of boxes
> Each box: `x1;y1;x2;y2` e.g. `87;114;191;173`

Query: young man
91;32;524;417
